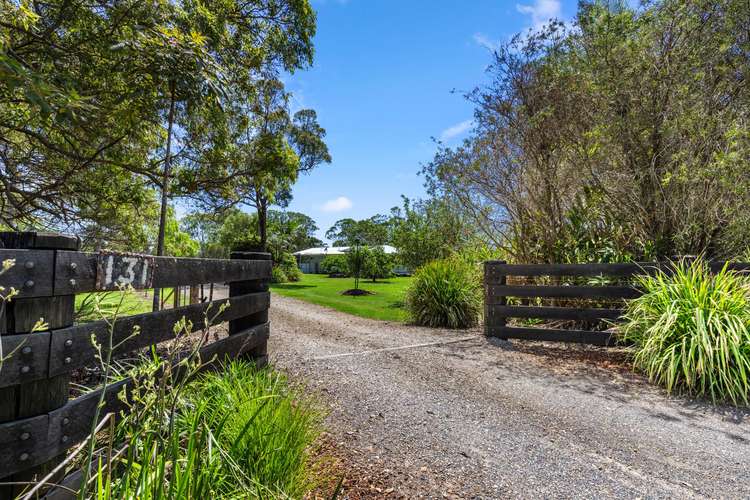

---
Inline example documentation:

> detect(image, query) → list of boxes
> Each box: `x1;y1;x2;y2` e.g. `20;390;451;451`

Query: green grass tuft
620;259;750;405
189;362;323;497
405;258;482;329
105;361;324;498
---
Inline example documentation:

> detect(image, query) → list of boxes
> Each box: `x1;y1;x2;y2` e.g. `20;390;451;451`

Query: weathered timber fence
0;232;272;498
484;260;750;346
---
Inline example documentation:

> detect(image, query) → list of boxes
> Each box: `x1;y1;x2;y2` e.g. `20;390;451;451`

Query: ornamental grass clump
620;259;750;405
405;258;482;328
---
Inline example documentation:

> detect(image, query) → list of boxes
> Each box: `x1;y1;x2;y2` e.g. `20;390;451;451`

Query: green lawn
75;288;176;322
271;273;412;322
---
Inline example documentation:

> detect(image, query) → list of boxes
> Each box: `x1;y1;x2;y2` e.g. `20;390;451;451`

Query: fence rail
0;232;272;498
484;260;750;346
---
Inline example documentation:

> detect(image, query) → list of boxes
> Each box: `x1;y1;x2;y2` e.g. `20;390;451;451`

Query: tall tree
325;215;391;246
425;0;750;262
184;79;330;250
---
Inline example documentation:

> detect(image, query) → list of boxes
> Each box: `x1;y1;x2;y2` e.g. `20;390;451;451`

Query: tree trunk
258;195;268;251
153;81;176;312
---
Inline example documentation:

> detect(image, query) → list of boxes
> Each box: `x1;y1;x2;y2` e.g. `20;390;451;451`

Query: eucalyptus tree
184;78;330;250
0;0;164;230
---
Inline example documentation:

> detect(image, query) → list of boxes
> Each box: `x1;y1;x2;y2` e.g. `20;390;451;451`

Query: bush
620;259;750;405
320;254;349;276
272;266;288;283
105;361;323;498
362;246;393;281
278;252;301;282
405;258;482;328
189;362;323;497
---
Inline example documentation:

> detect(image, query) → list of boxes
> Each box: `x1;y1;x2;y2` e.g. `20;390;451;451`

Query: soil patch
341;289;375;296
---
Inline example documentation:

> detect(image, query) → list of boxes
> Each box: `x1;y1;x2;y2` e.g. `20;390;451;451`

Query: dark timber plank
486;285;640;300
0;232;78;251
487;305;624;321
485;261;750;281
0;234;77;498
0;333;51;387
0;413;49;479
484;261;664;279
55;252;273;294
0;250;55;298
487;325;616;346
47;292;270;377
229;251;271;366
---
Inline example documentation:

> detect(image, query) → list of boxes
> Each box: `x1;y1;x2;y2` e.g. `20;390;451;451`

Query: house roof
293;245;398;257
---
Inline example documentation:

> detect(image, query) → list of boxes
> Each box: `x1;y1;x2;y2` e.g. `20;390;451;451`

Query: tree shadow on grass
271;284;316;290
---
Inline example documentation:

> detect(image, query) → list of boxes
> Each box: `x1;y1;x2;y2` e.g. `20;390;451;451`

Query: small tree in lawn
348;238;365;291
362;246;393;282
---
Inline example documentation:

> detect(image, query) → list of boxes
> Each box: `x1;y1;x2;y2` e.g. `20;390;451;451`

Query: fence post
0;232;79;500
484;260;507;339
228;250;271;367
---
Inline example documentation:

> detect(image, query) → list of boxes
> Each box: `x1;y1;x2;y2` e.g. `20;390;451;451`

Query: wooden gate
484;260;750;346
0;232;272;498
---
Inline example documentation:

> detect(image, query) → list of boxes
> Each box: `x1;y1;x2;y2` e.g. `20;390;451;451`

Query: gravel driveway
268;294;750;499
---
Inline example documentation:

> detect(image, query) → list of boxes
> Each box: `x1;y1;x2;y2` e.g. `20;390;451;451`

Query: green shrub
106;361;323;498
189;362;323;497
320;254;349;275
362;246;394;282
620;259;750;405
278;252;301;282
405;258;482;328
271;266;288;283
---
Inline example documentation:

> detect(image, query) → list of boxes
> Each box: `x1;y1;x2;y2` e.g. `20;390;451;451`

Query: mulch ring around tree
341;289;375;296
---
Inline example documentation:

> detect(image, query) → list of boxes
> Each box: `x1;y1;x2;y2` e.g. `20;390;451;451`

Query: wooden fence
484;260;750;346
0;232;272;499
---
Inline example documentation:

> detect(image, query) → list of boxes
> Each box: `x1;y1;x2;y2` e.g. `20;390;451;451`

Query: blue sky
282;0;576;242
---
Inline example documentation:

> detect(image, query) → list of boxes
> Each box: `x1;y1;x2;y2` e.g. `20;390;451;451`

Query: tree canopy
425;0;750;262
0;0;324;256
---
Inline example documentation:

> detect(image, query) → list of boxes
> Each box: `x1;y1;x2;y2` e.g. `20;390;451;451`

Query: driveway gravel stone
268;294;750;499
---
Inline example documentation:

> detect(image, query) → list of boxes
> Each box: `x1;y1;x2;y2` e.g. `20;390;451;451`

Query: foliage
346;244;367;290
71;285;325;498
620;259;750;405
268;211;324;252
100;362;323;498
0;0;321;252
189;363;323;497
424;0;750;263
217;210;260;254
271;266;289;284
180;212;226;258
274;252;301;283
183;208;322;259
361;246;394;282
162;208;199;257
325;215;391;246
405;258;482;329
271;274;412;322
320;255;350;276
390;196;469;269
185;81;331;249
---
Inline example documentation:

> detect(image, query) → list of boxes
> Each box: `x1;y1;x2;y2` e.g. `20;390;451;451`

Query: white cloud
516;0;561;31
473;32;501;51
321;196;353;213
440;119;473;142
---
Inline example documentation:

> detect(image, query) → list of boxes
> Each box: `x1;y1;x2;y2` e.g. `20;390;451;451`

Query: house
293;245;409;275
